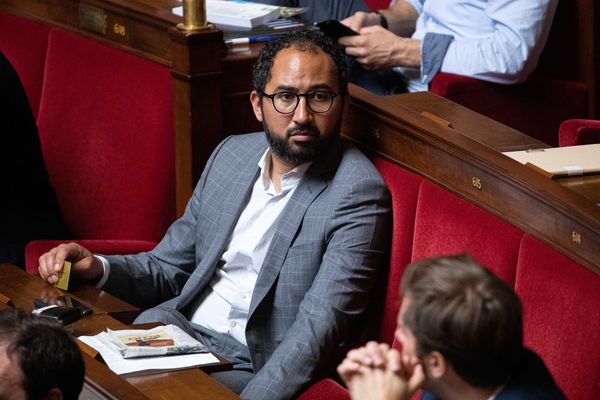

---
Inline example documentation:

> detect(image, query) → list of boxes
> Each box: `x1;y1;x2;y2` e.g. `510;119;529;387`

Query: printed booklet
97;325;207;358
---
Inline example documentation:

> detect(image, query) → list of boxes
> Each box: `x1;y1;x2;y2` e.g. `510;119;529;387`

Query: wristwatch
374;10;388;30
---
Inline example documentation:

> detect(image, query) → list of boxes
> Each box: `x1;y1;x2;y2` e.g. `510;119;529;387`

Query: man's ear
424;351;447;379
44;388;63;400
250;90;263;122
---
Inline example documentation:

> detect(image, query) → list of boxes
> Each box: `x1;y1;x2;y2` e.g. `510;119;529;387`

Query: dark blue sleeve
420;32;453;84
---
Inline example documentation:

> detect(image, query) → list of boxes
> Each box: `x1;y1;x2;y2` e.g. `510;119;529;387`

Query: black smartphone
34;294;93;316
315;20;359;41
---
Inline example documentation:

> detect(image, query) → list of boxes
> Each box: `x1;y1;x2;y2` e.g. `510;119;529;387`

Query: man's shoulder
334;141;385;184
498;349;566;400
219;132;267;152
210;132;267;165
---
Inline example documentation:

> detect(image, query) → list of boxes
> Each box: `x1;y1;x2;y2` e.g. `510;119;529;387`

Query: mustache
287;125;319;137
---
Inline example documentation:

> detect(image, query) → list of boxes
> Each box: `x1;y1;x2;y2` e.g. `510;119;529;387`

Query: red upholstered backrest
559;119;600;146
411;181;523;285
0;11;50;118
372;157;422;345
364;0;391;10
37;29;175;241
515;235;600;399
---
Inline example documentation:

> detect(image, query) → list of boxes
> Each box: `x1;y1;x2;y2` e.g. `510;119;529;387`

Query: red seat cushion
297;379;350;400
0;11;50;118
37;29;175;241
515;235;600;400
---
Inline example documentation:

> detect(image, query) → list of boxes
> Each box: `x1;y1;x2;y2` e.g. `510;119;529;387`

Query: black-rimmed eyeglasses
261;91;341;114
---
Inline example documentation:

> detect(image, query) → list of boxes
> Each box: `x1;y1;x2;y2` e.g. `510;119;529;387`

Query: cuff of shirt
420;32;454;85
94;255;111;289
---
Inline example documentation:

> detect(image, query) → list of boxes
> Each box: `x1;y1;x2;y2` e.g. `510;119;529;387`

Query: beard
263;116;340;165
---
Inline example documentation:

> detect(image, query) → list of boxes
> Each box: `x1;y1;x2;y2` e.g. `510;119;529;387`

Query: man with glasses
39;30;390;400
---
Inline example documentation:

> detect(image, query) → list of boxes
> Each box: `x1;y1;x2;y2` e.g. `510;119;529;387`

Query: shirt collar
258;148;312;195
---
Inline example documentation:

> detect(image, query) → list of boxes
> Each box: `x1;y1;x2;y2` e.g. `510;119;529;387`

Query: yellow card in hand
54;261;71;291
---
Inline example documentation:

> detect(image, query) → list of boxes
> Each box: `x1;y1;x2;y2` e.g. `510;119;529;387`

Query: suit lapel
178;136;265;310
249;140;342;317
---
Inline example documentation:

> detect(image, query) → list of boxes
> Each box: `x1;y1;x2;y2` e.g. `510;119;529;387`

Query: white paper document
173;0;281;29
98;325;207;358
79;326;220;375
503;143;600;177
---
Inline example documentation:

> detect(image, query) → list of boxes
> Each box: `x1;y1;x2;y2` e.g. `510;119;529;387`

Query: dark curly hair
252;30;348;95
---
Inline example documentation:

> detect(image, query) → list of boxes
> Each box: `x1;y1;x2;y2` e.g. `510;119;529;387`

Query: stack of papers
79;325;220;375
207;1;280;29
503;143;600;178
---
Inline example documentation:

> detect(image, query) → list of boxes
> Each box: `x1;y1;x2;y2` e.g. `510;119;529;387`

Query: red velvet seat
558;119;600;146
371;158;422;345
364;0;391;9
411;181;523;286
297;379;350;400
0;11;50;118
25;28;176;273
515;235;600;400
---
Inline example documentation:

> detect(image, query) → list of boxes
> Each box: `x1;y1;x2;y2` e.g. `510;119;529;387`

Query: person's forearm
391;38;422;68
381;0;419;37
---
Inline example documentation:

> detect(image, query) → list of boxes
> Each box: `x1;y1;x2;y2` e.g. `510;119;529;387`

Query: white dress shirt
187;149;310;345
97;149;310;345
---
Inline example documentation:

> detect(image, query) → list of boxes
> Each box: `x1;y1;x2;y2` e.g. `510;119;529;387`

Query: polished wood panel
556;175;600;203
342;86;600;275
383;91;549;152
0;264;238;400
0;0;178;65
83;353;151;400
221;44;263;135
127;369;238;400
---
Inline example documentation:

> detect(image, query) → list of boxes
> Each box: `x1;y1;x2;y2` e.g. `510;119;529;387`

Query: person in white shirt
38;30;390;400
339;0;559;95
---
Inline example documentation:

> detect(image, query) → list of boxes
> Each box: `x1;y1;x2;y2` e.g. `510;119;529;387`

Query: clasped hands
337;341;425;400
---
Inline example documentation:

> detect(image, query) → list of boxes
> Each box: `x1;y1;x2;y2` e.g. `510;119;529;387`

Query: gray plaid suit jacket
102;132;390;399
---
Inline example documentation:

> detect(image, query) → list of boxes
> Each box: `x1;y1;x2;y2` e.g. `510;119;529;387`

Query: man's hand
339;26;421;70
338;341;425;400
38;243;103;285
341;11;381;32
